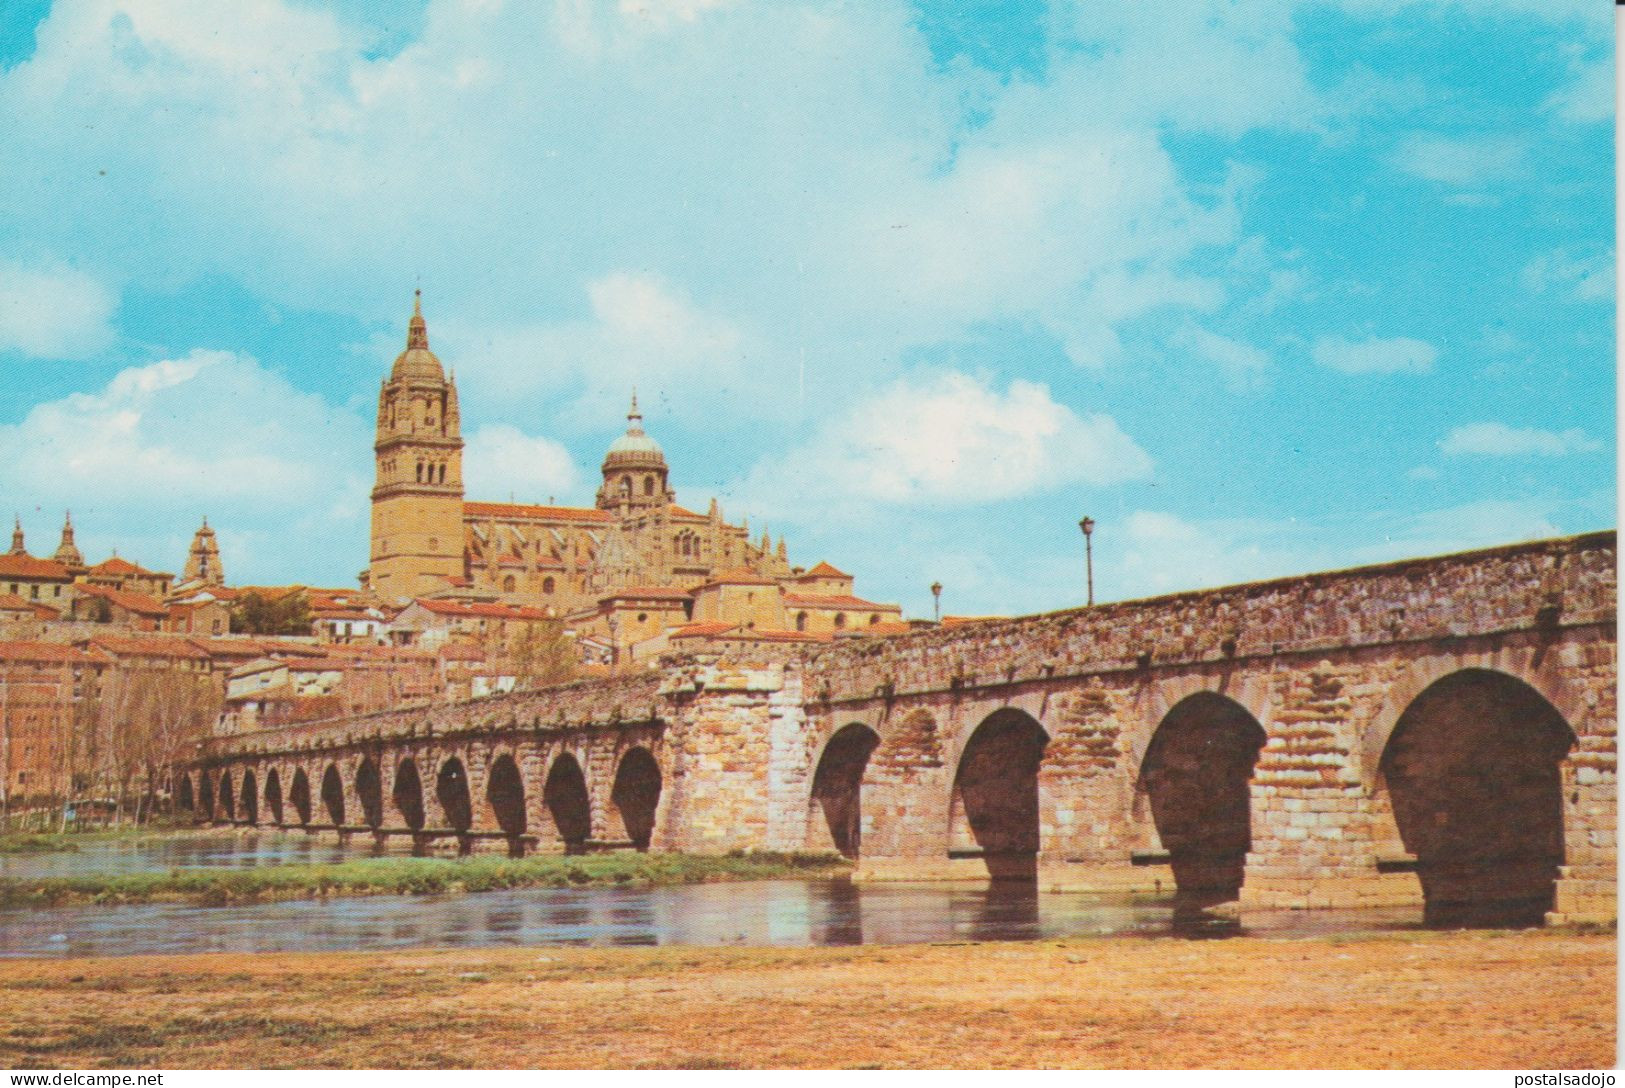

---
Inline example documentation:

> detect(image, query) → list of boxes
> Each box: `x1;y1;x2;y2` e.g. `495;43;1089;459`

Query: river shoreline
0;849;850;907
0;928;1610;1068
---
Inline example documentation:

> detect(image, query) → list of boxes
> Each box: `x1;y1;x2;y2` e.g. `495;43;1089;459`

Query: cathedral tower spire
368;292;466;601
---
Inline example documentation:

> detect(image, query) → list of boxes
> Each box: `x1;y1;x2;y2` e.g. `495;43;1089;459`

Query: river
0;832;1425;958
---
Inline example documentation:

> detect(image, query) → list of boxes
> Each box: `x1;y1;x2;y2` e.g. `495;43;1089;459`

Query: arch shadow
950;709;1049;881
544;753;591;854
810;724;880;859
612;748;662;852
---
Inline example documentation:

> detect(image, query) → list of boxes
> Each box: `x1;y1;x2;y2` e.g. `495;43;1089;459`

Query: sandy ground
0;929;1612;1069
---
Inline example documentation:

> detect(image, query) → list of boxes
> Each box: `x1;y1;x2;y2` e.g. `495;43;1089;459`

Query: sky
0;0;1613;619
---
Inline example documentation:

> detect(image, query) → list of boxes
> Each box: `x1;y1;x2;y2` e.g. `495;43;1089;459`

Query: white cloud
0;257;117;359
1311;334;1437;375
1172;322;1271;384
0;349;370;583
462;424;578;502
1545;52;1613;124
1521;248;1613;302
1391;134;1526;187
736;371;1151;516
437;272;757;429
1440;422;1602;457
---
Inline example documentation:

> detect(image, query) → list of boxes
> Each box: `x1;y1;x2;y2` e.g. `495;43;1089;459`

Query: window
637;613;647;623
644;475;654;496
834;613;846;629
796;612;807;632
416;462;424;482
869;614;880;625
543;577;555;594
503;575;516;593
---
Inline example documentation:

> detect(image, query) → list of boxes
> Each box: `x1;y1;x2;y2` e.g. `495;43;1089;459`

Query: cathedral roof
465;501;614;524
390;291;447;384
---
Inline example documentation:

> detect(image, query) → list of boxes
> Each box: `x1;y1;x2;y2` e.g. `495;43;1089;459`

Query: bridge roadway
185;531;1617;924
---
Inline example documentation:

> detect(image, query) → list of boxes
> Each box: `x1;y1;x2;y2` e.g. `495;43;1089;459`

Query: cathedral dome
390;291;446;383
602;395;666;468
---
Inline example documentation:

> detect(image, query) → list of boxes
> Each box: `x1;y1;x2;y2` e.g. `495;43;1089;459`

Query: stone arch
392;757;426;831
355;756;384;829
486;752;527;837
199;771;215;820
218;769;236;821
611;747;662;851
544;752;591;853
949;708;1049;880
1136;691;1267;909
264;768;284;826
1359;647;1581;791
289;768;312;826
809;724;880;859
1379;667;1576;927
320;764;345;826
1123;671;1273;779
176;773;194;813
240;768;259;826
436;756;473;832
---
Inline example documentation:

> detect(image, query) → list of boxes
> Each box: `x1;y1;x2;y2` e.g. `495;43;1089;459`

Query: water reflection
0;878;1424;960
0;834;1431;959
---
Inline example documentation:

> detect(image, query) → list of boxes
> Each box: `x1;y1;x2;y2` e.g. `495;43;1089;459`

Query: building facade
362;295;899;646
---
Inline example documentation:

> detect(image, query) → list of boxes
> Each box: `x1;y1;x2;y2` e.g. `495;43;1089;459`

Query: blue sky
0;0;1612;618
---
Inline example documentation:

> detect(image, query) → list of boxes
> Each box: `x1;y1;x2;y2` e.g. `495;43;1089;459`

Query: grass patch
0;823;198;855
0;850;850;907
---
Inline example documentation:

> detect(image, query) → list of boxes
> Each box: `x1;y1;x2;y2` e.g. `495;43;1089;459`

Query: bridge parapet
800;532;1614;703
203;670;667;760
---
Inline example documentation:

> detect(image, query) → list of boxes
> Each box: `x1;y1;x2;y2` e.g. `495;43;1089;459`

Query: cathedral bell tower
368;291;465;601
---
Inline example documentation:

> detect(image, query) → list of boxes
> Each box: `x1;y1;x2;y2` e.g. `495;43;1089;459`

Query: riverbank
0;928;1610;1068
0;850;850;907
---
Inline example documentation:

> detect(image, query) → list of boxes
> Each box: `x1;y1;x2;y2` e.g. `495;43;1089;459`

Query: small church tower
368;291;466;601
9;517;24;556
183;518;224;586
52;512;85;571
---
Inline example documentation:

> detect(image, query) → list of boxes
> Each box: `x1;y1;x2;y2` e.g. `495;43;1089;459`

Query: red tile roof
87;635;213;661
76;583;169;617
667;504;705;519
0;554;70;580
782;593;896;611
465;501;614;524
796;561;849;579
669;621;737;639
0;640;107;664
0;593;58;618
410;598;554;621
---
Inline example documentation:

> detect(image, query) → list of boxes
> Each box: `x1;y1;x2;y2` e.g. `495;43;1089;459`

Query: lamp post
1079;517;1095;606
930;581;942;623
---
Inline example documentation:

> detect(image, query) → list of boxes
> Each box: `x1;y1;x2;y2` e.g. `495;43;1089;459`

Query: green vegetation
229;589;312;636
0;824;193;854
0;849;850;907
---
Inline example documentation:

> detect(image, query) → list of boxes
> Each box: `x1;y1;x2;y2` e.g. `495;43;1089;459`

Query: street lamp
1079;517;1095;606
930;581;942;623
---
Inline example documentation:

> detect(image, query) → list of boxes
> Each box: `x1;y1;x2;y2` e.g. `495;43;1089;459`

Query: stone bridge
185;532;1616;924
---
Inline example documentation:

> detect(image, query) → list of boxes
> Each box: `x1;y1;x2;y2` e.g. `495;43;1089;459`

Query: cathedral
363;295;901;643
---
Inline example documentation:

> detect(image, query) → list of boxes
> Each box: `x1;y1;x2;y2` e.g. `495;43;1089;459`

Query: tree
506;620;576;690
92;667;222;824
230;590;312;636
